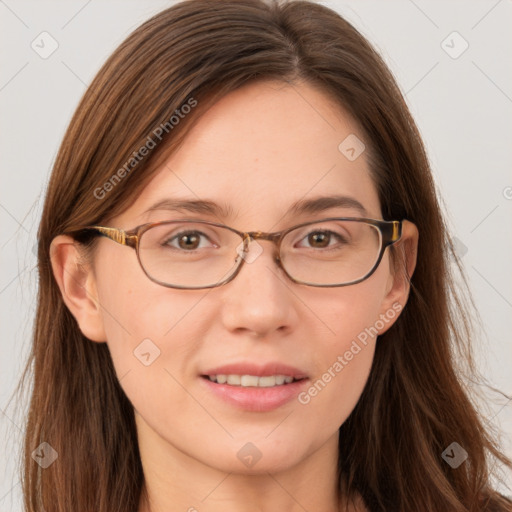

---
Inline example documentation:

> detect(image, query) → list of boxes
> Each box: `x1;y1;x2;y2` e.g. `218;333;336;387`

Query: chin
198;438;310;475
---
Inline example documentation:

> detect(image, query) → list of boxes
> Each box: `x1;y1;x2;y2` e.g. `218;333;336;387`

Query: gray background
1;0;511;509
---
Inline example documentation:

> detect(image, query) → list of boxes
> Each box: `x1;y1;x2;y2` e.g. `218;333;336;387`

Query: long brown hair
15;0;511;510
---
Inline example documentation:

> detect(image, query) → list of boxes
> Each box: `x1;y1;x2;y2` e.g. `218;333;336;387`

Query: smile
204;374;303;387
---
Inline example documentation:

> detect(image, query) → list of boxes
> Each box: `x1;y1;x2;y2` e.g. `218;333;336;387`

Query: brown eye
177;232;201;250
164;230;212;251
307;232;331;248
297;230;347;250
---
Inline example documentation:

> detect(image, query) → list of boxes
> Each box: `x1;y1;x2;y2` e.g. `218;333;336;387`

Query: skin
51;80;418;512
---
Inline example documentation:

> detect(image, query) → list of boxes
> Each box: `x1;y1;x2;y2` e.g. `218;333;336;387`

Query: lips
199;362;309;412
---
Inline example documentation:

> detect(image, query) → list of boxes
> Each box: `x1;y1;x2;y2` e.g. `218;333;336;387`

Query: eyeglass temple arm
87;226;138;248
385;220;402;245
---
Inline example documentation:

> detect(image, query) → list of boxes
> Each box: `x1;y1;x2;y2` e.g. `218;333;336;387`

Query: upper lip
201;362;309;379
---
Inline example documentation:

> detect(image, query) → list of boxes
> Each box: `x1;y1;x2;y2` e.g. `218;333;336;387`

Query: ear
49;235;107;342
377;220;419;334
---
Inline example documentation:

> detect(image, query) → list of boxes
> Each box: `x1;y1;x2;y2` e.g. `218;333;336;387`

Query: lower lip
200;376;308;412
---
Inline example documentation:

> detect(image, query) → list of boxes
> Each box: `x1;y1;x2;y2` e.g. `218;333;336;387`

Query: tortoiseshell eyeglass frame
66;217;402;290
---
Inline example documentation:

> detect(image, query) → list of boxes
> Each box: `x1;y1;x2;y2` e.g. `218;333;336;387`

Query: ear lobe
49;235;107;343
377;220;419;333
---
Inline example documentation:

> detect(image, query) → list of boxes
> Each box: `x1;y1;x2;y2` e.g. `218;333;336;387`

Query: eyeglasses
68;217;402;289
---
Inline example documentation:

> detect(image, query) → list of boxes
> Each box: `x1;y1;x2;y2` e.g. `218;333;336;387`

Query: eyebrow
289;195;368;217
141;194;368;220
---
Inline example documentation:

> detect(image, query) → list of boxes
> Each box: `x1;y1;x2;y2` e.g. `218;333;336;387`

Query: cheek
299;341;375;429
311;268;389;346
295;265;392;420
94;250;202;387
295;308;378;432
96;282;209;424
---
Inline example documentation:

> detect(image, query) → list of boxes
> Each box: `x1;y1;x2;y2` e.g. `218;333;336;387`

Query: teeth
241;375;259;386
207;374;299;387
258;376;277;387
227;375;240;385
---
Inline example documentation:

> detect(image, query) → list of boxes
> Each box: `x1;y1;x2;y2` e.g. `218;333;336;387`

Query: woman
21;0;511;511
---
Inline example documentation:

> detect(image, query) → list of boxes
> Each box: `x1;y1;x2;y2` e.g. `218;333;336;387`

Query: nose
218;238;299;337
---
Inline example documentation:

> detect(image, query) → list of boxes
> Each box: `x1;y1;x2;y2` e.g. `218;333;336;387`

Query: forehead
119;80;381;229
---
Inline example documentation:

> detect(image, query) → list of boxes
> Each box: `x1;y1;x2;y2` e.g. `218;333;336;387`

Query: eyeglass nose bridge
238;230;284;265
241;230;282;247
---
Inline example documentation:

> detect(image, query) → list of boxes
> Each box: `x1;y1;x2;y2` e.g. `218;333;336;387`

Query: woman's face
56;80;415;476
